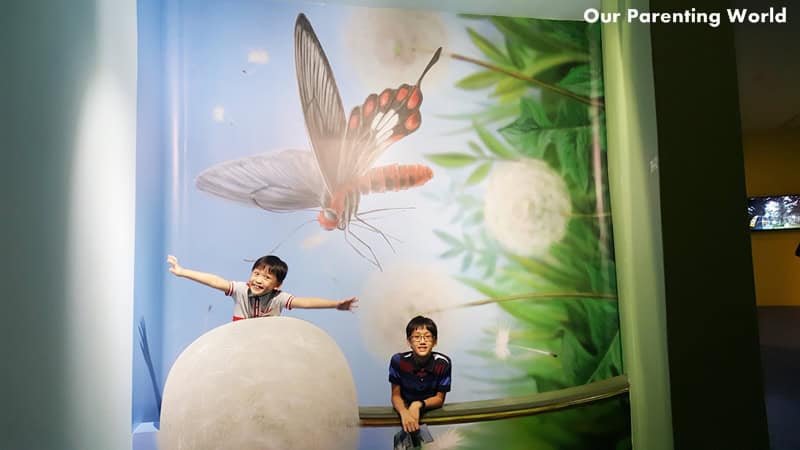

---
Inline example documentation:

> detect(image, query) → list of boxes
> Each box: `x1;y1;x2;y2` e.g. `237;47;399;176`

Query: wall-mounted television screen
748;195;800;231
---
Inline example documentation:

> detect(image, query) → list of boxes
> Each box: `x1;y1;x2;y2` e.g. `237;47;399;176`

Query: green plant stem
590;103;611;258
571;212;611;218
448;51;604;108
425;292;617;313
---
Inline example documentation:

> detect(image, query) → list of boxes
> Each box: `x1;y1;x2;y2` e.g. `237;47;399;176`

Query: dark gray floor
758;307;800;450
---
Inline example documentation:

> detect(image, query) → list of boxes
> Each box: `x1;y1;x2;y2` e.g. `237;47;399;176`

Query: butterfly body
319;163;434;230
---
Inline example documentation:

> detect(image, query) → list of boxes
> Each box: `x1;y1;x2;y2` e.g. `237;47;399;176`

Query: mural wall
134;0;629;448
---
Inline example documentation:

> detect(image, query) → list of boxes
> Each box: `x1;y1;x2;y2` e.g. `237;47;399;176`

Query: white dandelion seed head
247;49;269;64
344;8;448;92
359;263;463;361
212;106;225;122
301;232;329;250
426;427;465;450
494;326;511;360
483;160;572;257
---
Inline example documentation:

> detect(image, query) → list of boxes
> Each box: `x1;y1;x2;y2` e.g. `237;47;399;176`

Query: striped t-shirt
225;281;294;321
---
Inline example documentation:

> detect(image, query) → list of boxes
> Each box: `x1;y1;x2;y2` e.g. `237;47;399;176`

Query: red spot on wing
396;87;409;102
379;89;392;108
364;96;375;115
348;110;360;130
407;87;421;109
404;111;421;131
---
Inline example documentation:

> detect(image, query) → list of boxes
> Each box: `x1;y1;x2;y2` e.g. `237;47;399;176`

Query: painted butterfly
196;13;442;268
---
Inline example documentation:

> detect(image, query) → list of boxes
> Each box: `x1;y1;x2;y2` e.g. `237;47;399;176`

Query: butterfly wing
339;48;442;179
294;13;347;195
195;149;325;212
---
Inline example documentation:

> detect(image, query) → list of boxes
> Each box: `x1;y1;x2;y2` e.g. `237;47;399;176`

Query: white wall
1;0;137;449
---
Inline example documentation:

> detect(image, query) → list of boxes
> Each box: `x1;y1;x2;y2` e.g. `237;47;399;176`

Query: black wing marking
339;47;442;180
195;149;325;211
294;13;347;195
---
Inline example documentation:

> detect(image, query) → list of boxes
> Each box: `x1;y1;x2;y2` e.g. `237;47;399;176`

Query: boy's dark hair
251;255;288;284
406;316;438;339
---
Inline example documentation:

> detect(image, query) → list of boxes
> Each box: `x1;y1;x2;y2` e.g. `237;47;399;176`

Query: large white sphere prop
159;317;359;450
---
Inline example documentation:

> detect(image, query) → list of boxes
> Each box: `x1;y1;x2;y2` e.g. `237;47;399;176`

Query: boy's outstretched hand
336;297;359;311
167;255;184;276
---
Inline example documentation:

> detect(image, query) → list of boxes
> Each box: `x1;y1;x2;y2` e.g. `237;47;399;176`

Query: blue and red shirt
389;351;452;403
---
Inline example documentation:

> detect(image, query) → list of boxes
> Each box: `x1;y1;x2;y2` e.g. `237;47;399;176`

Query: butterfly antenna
357;206;416;216
242;217;318;262
352;216;400;251
344;226;383;271
269;217;318;253
350;221;402;244
416;47;442;88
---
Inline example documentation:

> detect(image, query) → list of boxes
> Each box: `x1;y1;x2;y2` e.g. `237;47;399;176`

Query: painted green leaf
474;121;516;158
499;97;558;157
538;20;589;53
465;210;484;225
467;27;510;65
440;248;463;259
528;52;590;78
433;229;462;248
587;331;622;382
559;327;596;385
467;140;485;155
554;131;578;188
424;152;476;168
558;65;592;97
466;162;491;185
491;77;529;98
559;64;604;98
461;252;474;271
454;276;504;298
456;70;505;90
490;16;583;54
575;128;591;192
506;254;578;288
505;36;528;69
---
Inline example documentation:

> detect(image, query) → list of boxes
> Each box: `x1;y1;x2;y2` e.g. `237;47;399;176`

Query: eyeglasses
410;334;434;342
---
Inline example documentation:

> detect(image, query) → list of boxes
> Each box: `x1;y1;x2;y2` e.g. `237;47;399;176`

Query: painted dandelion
494;325;557;361
426;427;465;450
483;160;572;257
359;263;463;360
494;326;512;360
344;8;448;92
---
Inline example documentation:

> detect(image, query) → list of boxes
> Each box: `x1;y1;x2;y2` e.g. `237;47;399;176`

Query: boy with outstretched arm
167;254;357;320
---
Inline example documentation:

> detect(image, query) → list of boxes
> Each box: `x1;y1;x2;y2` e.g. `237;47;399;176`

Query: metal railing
359;375;629;427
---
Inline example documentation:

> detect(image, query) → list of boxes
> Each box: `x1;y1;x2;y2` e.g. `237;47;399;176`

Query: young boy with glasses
389;316;451;449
